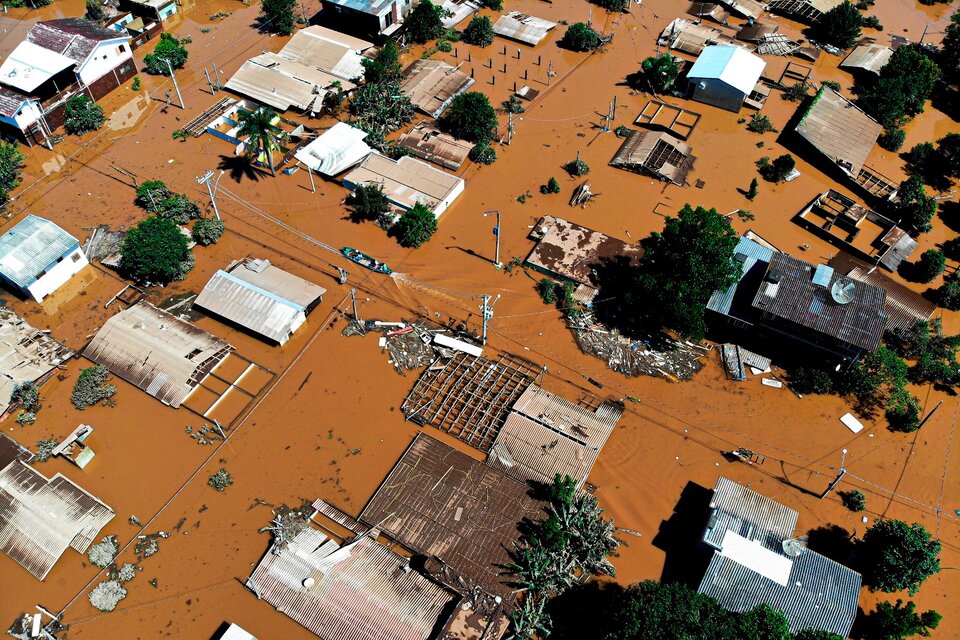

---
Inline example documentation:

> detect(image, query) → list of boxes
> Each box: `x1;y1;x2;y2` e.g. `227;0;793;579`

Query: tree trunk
265;143;276;176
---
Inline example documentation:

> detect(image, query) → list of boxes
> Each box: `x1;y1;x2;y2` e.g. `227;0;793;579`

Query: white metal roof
687;44;766;95
294;122;372;175
719;530;794;586
0;41;76;92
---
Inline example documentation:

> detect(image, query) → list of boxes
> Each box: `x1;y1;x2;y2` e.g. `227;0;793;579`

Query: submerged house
768;0;844;23
293;122;372;176
698;477;861;637
686;45;766;112
119;0;179;22
0;307;74;418
194;258;326;345
399;59;474;118
492;12;557;46
342;154;465;217
707;236;888;362
610;130;696;186
397;122;472;170
840;43;893;75
0;215;89;302
322;0;414;37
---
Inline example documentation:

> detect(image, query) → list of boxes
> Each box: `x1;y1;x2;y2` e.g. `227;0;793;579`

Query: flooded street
0;0;958;636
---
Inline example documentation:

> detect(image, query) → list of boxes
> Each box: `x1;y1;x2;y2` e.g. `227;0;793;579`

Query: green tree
236;107;288;176
840;489;867;512
85;0;105;22
440;92;498;143
878;128;906;152
120;216;193;285
936;132;960;179
64;95;105;135
789;367;834;394
860;519;941;594
502;94;525;114
865;600;942;639
634;54;679;94
0;141;25;206
560;23;601;52
349;80;415;148
734;604;791;640
481;0;502;8
914;249;945;283
812;0;863;49
462;15;494;47
757;154;796;182
144;33;189;75
393;202;438;248
859;46;940;128
71;365;117;409
348;182;391;221
564;157;590;176
939;271;960;310
361;40;402;84
794;631;843;640
591;0;627;12
890;176;937;235
616;205;740;340
939;9;960;80
192;218;224;246
540;177;561;194
157;193;201;224
469;142;496;165
260;0;296;35
405;0;446;44
135;180;170;211
746;177;759;200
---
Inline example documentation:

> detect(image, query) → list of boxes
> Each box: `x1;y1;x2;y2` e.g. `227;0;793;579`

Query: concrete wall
24;246;89;302
688;78;746;113
78;39;134;87
430;178;464;218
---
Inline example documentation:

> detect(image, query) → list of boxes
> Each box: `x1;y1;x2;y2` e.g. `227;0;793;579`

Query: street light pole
820;448;848;500
483;209;501;269
196;170;224;220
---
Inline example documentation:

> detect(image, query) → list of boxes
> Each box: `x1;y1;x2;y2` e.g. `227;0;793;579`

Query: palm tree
236;107;287;176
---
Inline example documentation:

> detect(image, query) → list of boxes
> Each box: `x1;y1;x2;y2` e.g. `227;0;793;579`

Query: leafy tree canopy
940;9;960;80
440;91;498;143
144;33;188;75
120;216;193;285
260;0;297;35
349;80;415;149
864;599;942;640
236;106;288;176
632;54;680;94
85;0;105;22
859;45;940;128
860;519;941;594
361;40;402;84
192;218;224;246
348;182;391;221
812;1;863;49
560;22;601;52
462;15;494;47
393;202;437;247
889;176;937;235
0;141;25;206
405;0;447;44
64;95;105;135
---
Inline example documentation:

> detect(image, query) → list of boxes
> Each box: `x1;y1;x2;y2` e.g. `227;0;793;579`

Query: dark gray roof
28;18;124;65
751;252;887;351
0;87;30;118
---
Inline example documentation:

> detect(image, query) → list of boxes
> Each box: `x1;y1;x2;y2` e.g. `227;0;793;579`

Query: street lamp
483;209;502;269
197;169;225;220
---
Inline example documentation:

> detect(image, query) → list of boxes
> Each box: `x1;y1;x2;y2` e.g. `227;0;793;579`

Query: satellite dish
831;278;856;304
303;577;315;588
782;538;806;557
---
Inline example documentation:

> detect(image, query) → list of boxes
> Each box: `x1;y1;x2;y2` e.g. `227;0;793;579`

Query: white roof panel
0;41;76;92
688;44;765;95
294;122;371;175
720;530;794;586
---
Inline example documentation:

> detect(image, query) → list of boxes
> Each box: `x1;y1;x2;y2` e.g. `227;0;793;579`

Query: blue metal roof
326;0;395;14
707;237;774;316
0;215;79;289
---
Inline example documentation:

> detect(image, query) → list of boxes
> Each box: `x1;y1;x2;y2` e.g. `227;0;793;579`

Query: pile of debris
568;312;706;380
343;318;450;375
83;225;127;267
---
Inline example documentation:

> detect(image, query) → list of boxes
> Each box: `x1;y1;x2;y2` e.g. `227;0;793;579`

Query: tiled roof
28;18;125;65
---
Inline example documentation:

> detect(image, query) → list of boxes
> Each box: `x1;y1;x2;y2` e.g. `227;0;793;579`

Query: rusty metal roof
397;122;472;171
610;129;696;186
840;43;893;74
524;215;641;287
0;459;114;580
247;525;453;640
0;307;75;417
510;384;622;451
360;433;544;601
795;87;882;177
82;302;233;408
487;413;598;489
400;60;475;118
492;12;557;46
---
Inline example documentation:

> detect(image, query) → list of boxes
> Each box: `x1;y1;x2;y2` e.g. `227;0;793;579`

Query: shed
194;258;326;345
794;88;882;178
687;45;766;112
716;0;765;19
0;214;88;302
658;19;738;55
342;154;465;217
0;452;114;580
397;122;472;170
247;524;454;640
399;59;474;118
82;302;233;408
840;43;893;75
610;130;696;185
294;122;372;175
0;307;74;418
768;0;843;23
687;3;731;24
698;477;861;637
492;12;557;46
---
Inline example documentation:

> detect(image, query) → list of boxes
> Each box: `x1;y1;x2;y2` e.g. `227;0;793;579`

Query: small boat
342;247;392;275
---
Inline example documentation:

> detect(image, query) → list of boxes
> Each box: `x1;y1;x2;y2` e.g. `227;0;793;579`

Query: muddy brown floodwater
0;0;958;637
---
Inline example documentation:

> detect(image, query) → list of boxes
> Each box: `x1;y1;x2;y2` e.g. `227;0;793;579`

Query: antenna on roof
782;538;806;557
831;277;855;304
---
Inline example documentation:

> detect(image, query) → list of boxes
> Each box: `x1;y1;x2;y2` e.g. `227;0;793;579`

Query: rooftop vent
765;270;783;283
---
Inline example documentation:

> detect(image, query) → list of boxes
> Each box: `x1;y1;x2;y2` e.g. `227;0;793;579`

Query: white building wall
25;247;88;302
14;101;42;130
77;39;133;87
430;178;465;218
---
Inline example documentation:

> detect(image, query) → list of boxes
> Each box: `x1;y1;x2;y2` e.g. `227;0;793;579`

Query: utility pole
212;61;224;89
196;170;223;220
306;165;316;192
479;294;500;345
163;58;185;109
337;267;348;285
820;448;848;500
917;400;943;431
350;288;359;321
204;68;216;95
483;210;502;269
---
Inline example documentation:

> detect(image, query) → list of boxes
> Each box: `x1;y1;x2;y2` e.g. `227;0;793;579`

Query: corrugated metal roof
294;122;372;175
279;26;372;81
840;43;893;74
82;302;233;408
768;0;843;20
400;60;475;118
510;384;622;450
0;307;74;416
0;41;76;93
0;459;114;580
225;60;327;112
325;0;395;16
492;12;557;46
751;252;887;352
687;45;766;95
658;18;739;55
610;130;696;186
397;122;472;171
225;258;327;308
707;237;774;316
342;154;464;213
360;433;544;601
703;477;797;551
524;215;642;286
796;88;882;177
248;525;454;640
716;0;764;19
0;215;80;290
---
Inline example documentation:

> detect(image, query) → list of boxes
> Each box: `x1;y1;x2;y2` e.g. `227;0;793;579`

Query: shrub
349;182;392;221
746;114;777;134
393;202;438;248
89;580;127;612
208;468;233;492
746;177;759;200
540;177;561;194
538;278;558;304
0;141;24;207
15;411;35;426
120;216;193;284
790;367;834;394
914;249;946;283
192;218;224;246
564;158;590;176
614;125;631;137
87;535;119;568
131;76;141;91
72;365;117;410
11;381;39;412
878;128;906;151
462;15;494;46
260;0;297;35
135;180;170;211
144;33;189;75
64;95;106;135
821;80;842;91
502;94;525;114
782;81;811;102
757;154;795;182
156;193;201;224
560;23;601;52
886;389;921;432
440;92;498;143
117;563;137;582
840;489;866;512
34;438;57;462
469;143;496;165
862;15;883;30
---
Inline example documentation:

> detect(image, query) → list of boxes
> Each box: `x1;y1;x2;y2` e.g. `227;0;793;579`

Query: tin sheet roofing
751;252;887;352
0;307;74;417
0;215;80;289
707;237;774;316
0;459;114;580
610;129;696;186
294;122;371;175
510;384;622;451
795;88;882;177
280;26;372;81
525;215;642;287
487;413;599;488
703;476;797;551
687;45;766;95
0;41;76;93
397;122;472;171
342;154;464;212
225;59;335;112
360;433;545;600
717;0;765;19
492;12;557;46
82;302;233;408
248;526;453;640
400;59;474;118
325;0;395;16
840;43;893;74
